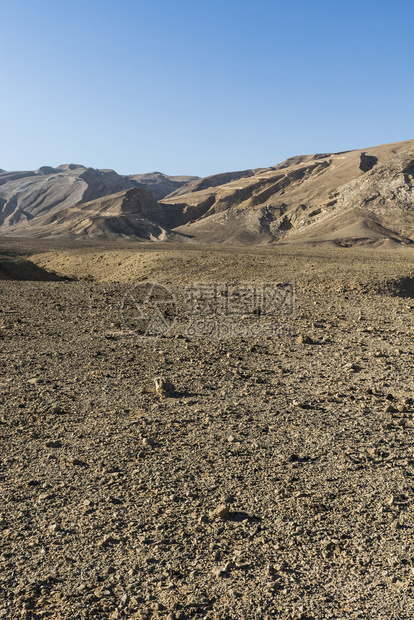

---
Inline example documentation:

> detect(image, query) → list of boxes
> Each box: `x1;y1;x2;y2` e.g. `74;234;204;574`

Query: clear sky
1;0;413;177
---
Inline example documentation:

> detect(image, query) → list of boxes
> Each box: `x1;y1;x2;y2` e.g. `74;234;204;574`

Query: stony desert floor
1;240;414;619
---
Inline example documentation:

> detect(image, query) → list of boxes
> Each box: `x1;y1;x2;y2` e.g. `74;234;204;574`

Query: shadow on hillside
384;276;414;298
0;253;68;281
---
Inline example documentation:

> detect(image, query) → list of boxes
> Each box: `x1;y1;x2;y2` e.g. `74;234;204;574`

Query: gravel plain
1;242;414;619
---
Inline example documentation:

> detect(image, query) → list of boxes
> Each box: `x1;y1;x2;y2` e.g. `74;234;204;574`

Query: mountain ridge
1;139;413;245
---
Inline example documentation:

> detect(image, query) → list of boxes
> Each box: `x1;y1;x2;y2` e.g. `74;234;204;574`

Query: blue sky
1;0;413;176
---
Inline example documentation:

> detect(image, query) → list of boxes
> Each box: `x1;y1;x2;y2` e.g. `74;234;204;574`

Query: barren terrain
1;139;413;246
1;240;414;619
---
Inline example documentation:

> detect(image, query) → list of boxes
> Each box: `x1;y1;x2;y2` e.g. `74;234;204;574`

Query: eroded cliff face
0;165;135;228
159;139;414;245
1;139;413;245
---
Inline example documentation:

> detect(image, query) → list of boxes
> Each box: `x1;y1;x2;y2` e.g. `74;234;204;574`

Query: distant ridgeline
1;139;413;246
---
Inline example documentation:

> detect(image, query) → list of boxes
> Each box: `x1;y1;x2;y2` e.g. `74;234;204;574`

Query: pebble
5;258;414;619
154;376;175;397
296;334;313;344
343;362;360;372
385;405;397;413
209;504;230;520
63;457;88;467
212;563;229;577
49;404;65;414
97;534;120;548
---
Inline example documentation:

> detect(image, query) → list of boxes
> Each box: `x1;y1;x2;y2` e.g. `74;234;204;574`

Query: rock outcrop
359;152;378;173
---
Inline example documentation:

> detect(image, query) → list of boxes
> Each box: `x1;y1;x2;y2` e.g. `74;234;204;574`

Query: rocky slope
1;139;413;245
159;140;414;245
0;166;194;241
5;188;188;242
127;172;199;201
0;165;135;230
165;170;256;198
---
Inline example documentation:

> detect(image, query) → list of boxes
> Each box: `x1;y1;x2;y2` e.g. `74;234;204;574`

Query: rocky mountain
127;172;199;201
157;139;414;245
0;165;135;229
1;139;413;244
0;165;193;241
18;187;186;241
165;169;256;198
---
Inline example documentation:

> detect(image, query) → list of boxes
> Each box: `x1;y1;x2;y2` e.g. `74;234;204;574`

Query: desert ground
1;239;414;619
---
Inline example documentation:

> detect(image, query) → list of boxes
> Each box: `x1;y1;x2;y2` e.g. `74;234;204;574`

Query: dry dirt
1;240;414;619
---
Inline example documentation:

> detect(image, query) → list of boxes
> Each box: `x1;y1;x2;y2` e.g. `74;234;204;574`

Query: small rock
49;404;65;414
209;504;230;520
106;496;123;505
343;362;360;372
120;593;129;606
154;376;175;397
274;561;287;572
212;563;229;577
385;405;397;413
64;457;88;467
97;534;120;548
38;492;55;502
296;334;313;344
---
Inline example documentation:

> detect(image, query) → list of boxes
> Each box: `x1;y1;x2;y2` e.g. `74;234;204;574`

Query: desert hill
1;139;413;245
0;165;135;229
18;187;187;241
159;140;414;245
165;169;256;198
127;171;199;201
0;165;194;241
